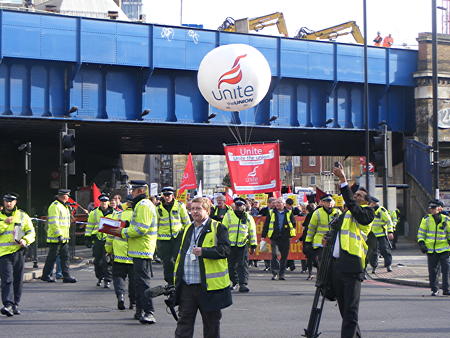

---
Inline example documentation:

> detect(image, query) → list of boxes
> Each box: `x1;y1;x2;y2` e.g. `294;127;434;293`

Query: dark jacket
335;184;375;273
174;218;232;312
261;208;296;240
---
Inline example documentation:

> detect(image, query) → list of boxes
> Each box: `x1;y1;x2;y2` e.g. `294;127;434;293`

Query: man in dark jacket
173;197;232;338
262;198;296;280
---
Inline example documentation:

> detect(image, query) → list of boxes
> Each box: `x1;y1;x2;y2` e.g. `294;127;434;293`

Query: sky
142;0;443;48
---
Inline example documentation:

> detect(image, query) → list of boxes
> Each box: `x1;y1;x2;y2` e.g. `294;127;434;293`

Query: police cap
129;180;148;189
233;197;246;206
320;194;334;202
3;192;19;201
57;189;71;196
161;186;175;195
370;196;380;204
428;199;444;209
98;193;110;202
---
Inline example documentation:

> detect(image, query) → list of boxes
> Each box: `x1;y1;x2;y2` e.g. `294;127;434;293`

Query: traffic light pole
61;123;69;189
381;124;389;209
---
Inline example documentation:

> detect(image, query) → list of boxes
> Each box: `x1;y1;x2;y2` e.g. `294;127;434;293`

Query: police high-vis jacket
222;210;257;247
0;208;35;257
47;199;71;243
85;206;115;240
390;209;399;231
306;207;341;248
265;209;296;238
371;206;394;237
156;200;190;240
417;213;450;253
121;196;157;259
105;207;133;264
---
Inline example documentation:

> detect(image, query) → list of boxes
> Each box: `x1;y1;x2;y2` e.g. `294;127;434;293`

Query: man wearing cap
41;189;77;283
211;194;232;222
222;197;257;292
109;180;157;324
417;199;450;296
366;196;394;273
0;193;35;316
304;194;341;277
262;198;296;280
156;186;190;286
85;193;115;288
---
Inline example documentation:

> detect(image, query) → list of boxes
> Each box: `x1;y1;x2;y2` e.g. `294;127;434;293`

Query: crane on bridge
217;12;288;37
294;21;364;44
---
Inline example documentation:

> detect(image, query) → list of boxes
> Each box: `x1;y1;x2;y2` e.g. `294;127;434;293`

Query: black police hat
57;189;71;196
320;194;334;202
428;199;444;208
233;197;246;206
129;180;148;189
98;193;110;202
370;196;380;204
3;192;19;201
161;186;175;195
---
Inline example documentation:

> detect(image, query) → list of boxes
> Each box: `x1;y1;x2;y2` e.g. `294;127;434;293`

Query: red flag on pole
179;153;197;194
225;188;234;206
315;187;327;203
92;183;101;208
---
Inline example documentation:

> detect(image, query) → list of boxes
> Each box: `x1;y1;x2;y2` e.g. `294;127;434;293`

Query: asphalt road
2;264;449;338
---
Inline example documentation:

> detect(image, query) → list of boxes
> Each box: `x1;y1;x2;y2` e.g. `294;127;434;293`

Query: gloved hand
418;241;428;254
303;242;313;255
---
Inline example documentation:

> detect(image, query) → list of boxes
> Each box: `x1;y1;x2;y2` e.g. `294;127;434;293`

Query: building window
309;156;316;167
310;176;316;185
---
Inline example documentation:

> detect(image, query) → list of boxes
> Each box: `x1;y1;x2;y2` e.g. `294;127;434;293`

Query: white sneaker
431;291;439;296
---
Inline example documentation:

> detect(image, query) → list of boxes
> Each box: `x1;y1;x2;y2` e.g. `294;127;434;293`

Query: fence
405;139;433;195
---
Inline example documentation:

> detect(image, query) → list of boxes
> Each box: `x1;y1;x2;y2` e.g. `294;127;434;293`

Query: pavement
23;237;431;288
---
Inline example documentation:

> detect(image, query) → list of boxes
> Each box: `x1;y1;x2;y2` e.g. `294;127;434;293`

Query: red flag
224;142;280;194
287;185;292;193
225;188;234;206
315;187;327;203
179;153;197;193
92;183;101;208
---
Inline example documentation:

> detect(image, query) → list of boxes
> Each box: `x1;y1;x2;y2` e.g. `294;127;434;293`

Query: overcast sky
143;0;443;48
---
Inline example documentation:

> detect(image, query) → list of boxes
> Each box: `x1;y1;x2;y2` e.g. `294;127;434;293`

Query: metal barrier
405;139;433;195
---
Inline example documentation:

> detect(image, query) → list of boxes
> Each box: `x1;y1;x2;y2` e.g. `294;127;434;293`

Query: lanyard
193;225;204;246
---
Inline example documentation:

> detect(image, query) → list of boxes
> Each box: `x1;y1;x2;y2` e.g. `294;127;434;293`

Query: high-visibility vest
121;198;157;259
212;205;231;218
306;207;341;248
382;36;393;47
371;206;393;237
267;209;296;238
389;209;399;230
0;208;35;257
417;214;450;253
174;220;230;291
339;206;372;269
222;210;257;247
85;207;114;240
105;208;133;264
156;200;190;240
47;199;71;243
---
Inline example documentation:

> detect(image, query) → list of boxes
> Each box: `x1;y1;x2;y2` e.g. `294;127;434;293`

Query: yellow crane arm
296;21;364;44
218;12;289;37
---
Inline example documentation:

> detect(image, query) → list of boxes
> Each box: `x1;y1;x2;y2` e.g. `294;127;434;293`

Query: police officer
156;186;190;285
85;193;114;288
110;180;157;324
417;199;450;296
331;164;374;338
368;196;394;273
262;197;296;280
222;197;257;292
304;194;341;272
0;193;35;316
105;196;135;310
41;189;77;283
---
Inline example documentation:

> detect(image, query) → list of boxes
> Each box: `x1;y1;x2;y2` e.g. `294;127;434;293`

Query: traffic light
60;129;76;175
371;132;386;168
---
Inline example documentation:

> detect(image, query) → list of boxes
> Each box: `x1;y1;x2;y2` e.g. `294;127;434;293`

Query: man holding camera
417;199;450;296
0;193;35;316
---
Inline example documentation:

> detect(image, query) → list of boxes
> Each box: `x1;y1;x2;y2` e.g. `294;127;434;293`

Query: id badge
190;253;197;261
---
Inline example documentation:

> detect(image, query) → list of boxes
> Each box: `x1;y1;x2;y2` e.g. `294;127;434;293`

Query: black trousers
332;262;362;338
157;236;182;285
175;283;222;338
369;236;392;269
93;238;112;282
42;242;70;279
0;250;24;306
112;262;135;303
228;246;249;286
427;251;449;293
133;258;154;314
270;237;290;277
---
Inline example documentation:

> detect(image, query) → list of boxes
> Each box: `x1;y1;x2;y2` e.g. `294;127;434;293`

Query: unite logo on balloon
197;44;272;112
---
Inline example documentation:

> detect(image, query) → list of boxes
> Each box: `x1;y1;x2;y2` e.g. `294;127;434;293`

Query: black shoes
271;275;278;280
239;284;250;293
129;302;135;310
134;309;143;320
1;305;13;317
96;279;103;287
41;276;56;283
279;276;286;281
104;281;111;288
12;305;20;315
386;266;393;272
140;312;156;324
117;300;125;310
63;277;77;283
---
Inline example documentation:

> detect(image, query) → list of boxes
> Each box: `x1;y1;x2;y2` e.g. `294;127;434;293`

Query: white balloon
197;44;272;112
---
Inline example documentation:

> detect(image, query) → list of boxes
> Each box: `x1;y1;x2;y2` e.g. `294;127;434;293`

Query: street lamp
432;0;440;199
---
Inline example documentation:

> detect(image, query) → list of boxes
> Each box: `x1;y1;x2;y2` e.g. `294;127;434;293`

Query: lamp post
363;0;370;194
432;0;440;199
